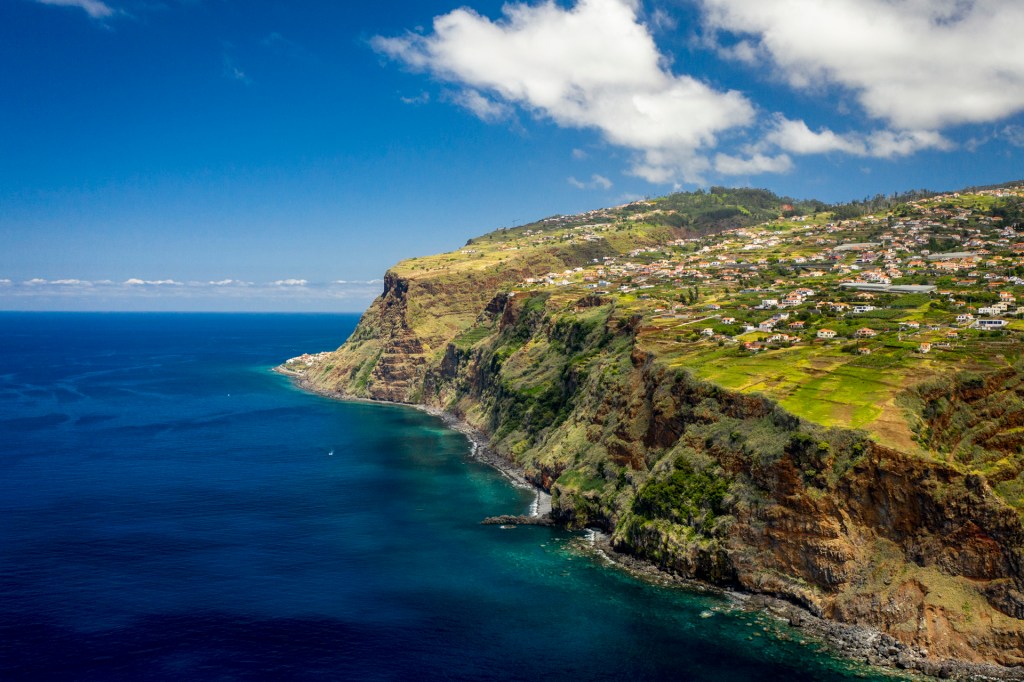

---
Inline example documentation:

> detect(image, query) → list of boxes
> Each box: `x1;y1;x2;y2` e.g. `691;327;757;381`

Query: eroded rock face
302;269;1024;670
728;445;1024;663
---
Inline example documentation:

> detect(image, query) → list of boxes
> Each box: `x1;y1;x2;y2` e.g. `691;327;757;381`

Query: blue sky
3;0;1023;311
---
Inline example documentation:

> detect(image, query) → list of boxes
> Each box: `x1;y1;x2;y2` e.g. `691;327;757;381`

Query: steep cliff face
303;261;1024;669
313;271;430;403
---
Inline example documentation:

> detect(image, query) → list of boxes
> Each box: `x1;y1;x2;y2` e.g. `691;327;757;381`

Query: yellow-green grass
649;338;931;435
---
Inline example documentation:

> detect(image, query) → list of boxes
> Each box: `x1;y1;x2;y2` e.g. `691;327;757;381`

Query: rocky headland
282;187;1024;680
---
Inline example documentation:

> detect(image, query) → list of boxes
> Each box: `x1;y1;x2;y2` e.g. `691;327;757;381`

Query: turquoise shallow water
0;312;904;680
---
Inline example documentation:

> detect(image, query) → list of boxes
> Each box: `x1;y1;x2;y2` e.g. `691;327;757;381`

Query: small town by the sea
6;0;1024;679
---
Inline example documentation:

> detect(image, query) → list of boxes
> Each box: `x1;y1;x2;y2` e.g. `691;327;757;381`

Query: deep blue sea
0;313;902;681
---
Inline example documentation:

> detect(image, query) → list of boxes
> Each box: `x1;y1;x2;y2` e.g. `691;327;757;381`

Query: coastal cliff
293;188;1024;677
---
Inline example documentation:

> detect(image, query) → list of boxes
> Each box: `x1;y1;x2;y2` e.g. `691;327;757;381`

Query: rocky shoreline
584;532;1023;681
275;366;1024;681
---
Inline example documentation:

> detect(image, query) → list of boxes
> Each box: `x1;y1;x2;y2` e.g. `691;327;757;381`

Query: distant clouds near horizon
4;0;1024;311
0;277;387;312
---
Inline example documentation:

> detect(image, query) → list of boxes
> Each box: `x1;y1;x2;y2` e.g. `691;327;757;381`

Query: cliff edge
290;188;1024;678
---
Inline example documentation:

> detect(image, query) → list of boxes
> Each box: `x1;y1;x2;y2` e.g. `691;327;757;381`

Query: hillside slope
290;186;1024;674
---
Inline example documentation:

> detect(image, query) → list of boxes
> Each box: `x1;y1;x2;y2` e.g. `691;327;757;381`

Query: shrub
632;457;729;533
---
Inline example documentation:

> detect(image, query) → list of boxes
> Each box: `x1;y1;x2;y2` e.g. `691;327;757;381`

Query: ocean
0;312;902;680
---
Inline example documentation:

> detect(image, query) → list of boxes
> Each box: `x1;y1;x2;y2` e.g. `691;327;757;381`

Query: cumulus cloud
0;279;11;286
34;0;114;19
701;0;1024;130
713;152;792;175
568;174;613;190
272;279;308;287
372;0;755;184
764;117;953;158
764;118;868;156
712;38;762;66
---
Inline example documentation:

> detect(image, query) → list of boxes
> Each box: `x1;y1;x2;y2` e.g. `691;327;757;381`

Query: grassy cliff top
376;183;1024;476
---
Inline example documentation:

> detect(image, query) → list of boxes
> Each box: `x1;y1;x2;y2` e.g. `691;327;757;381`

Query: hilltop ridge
286;182;1024;678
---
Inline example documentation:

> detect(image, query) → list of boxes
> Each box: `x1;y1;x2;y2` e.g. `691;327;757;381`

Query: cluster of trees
678;286;701;305
829;190;936;220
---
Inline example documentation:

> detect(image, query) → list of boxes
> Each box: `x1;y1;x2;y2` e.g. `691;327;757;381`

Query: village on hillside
513;187;1024;357
439;184;1023;445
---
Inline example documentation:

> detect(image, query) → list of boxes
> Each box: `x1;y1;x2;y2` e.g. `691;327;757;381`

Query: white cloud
124;278;182;286
568;173;614;190
764;117;868;156
647;7;678;32
764;117;953;158
0;276;381;311
866;129;954;158
2;276;382;295
711;38;762;66
400;92;430;105
1004;125;1024;148
713;152;792;175
35;0;114;19
701;0;1024;130
571;148;588;160
372;0;755;184
450;89;513;122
